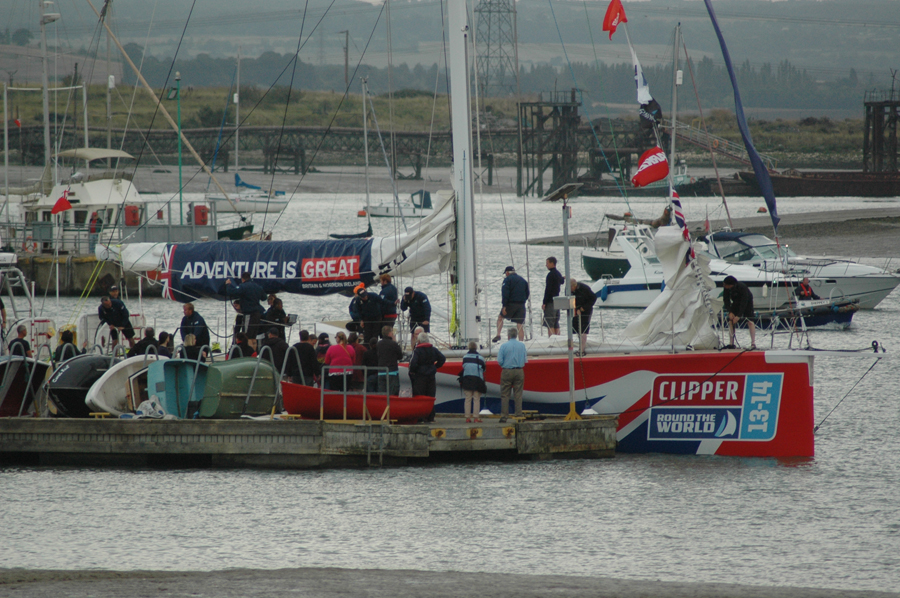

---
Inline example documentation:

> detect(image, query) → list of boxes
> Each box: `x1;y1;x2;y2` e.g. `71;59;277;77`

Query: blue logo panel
739;374;782;440
649;407;742;441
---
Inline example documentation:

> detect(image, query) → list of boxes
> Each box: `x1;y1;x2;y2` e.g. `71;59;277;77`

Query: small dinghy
146;358;209;419
85;355;168;416
0;356;52;417
281;381;435;424
198;357;278;419
46;354;119;418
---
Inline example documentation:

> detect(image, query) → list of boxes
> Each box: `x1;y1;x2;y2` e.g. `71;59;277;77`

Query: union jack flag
160;244;177;300
671;192;695;261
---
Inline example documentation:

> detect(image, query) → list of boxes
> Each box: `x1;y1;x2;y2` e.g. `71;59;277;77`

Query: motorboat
702;231;900;308
85;354;167;416
206;174;289;214
146;358;209;419
0;356;52;417
46;354;119;418
197;357;278;419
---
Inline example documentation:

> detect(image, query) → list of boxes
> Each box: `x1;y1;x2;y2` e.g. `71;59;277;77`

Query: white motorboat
206;174;289;214
85;354;167;416
702;231;900;309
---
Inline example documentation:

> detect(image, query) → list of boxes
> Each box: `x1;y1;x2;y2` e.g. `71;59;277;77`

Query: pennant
702;0;779;230
602;0;628;40
629;45;654;105
704;207;711;234
631;146;669;187
51;189;72;214
14;119;21;128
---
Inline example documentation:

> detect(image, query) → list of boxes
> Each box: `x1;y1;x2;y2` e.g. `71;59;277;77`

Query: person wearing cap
108;284;121;301
180;302;210;350
400;286;431;348
225;271;266;347
88;212;102;253
97;294;136;349
259;326;289;373
723;275;757;350
492;266;529;343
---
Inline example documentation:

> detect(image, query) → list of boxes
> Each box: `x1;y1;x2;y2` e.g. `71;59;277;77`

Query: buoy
624;212;632;217
357;209;367;217
757;207;767;213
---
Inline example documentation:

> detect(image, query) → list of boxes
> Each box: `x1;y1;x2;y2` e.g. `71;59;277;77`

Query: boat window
74;210;88;224
42;211;52;222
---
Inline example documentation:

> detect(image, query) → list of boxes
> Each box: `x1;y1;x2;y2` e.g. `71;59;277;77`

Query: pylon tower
474;0;520;98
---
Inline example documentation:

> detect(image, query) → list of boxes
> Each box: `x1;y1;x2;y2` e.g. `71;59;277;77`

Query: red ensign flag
631;146;669;187
602;0;628;40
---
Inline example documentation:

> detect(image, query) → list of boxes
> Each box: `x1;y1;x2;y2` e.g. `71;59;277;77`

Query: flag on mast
51;189;72;214
631;146;669;187
602;0;628;40
670;192;695;261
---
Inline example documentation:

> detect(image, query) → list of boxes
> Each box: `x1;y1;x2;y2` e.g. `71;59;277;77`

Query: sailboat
97;0;844;458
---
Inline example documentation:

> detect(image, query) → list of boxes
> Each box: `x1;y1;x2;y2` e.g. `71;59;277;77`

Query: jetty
0;415;617;469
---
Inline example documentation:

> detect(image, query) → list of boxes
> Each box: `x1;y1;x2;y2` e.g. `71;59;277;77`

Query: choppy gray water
2;193;899;591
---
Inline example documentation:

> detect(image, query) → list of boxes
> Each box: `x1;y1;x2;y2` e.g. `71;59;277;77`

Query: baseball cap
404;286;414;294
109;285;118;291
503;266;515;274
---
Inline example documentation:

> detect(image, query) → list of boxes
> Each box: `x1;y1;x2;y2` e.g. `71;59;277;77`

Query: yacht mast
667;23;681;194
362;78;370;212
448;0;478;345
39;0;61;170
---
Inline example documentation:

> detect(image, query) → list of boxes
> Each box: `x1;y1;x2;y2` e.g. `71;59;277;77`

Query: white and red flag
671;192;696;261
602;0;627;40
51;188;72;214
631;146;669;187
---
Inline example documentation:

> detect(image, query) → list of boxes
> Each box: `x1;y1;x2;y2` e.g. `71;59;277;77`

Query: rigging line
814;357;881;433
94;0;198;251
681;36;733;229
385;0;397;205
269;2;387;232
205;67;238;193
367;93;407;232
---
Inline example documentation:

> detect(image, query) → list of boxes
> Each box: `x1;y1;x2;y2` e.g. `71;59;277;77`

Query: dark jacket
408;343;446;380
356;295;383;323
127;337;160;358
376;338;403;372
724;281;754;317
230;342;255;359
543;267;565;305
260;336;289;372
288;342;320;384
180;312;210;348
573;282;598;315
795;282;820;300
401;291;431;323
98;298;131;328
263;306;288;338
53;343;85;364
501;273;530;306
379;283;398;317
226;279;266;315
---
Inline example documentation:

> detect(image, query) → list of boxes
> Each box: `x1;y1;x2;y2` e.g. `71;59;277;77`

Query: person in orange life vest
795;277;820;300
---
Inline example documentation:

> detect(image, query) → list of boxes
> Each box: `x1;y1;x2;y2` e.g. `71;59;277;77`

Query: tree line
120;43;872;113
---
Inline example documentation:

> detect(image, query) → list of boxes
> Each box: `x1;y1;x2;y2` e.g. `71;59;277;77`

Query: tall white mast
362;78;370;212
234;46;240;170
39;0;61;170
667;23;681;194
448;0;478;345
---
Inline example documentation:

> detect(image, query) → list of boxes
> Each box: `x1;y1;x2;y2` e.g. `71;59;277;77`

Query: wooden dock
0;415;617;469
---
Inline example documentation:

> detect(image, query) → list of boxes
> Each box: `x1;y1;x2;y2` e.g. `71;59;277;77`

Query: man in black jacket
492;266;529;343
98;295;136;349
288;330;321;385
541;257;565;336
260;327;289;374
571;278;597;355
355;289;384;345
127;327;160;358
723;275;757;350
180;303;211;349
400;286;431;348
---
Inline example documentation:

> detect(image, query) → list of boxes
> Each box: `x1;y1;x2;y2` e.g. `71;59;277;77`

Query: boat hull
738;170;900;197
147;359;209;419
85;355;167;416
198;358;278;419
431;351;815;458
281;381;435;423
46;355;118;418
582;250;631;280
208;195;289;214
0;357;51;417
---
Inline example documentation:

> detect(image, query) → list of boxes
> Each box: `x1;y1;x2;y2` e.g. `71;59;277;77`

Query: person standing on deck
98;295;136;349
542;257;565;336
496;327;526;422
400;287;431;349
180;303;210;350
570;278;597;356
408;332;445;399
288;330;321;385
493;266;529;343
723;275;757;350
460;341;486;423
378;274;399;337
225;272;266;348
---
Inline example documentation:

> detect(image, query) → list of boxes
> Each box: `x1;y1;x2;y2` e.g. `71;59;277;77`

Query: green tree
11;28;33;46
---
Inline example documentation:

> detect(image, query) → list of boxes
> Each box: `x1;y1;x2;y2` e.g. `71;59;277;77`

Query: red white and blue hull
429;350;815;458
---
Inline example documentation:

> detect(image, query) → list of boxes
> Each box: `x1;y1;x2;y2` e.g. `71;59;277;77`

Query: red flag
602;0;628;40
704;207;711;234
13;119;21;128
52;189;72;214
631;146;669;187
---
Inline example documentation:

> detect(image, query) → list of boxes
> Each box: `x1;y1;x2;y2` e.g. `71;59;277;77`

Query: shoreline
2;568;898;598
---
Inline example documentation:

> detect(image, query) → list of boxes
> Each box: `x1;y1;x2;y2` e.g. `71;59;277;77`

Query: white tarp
623;226;722;349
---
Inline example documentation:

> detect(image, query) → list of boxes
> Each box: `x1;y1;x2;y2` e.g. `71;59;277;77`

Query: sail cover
623;227;722;349
97;191;456;302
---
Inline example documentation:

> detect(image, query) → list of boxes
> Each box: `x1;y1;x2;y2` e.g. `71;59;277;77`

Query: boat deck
0;414;616;469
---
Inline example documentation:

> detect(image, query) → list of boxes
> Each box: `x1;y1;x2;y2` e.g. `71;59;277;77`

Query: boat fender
660;280;666;292
599;285;609;302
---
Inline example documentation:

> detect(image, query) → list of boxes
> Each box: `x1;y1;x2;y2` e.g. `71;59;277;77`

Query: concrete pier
0;415;617;469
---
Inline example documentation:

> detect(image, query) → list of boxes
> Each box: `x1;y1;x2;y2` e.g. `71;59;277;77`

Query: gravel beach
3;568;899;598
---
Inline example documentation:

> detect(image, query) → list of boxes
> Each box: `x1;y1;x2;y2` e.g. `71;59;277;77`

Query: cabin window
42;211;52;222
74;210;88;224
